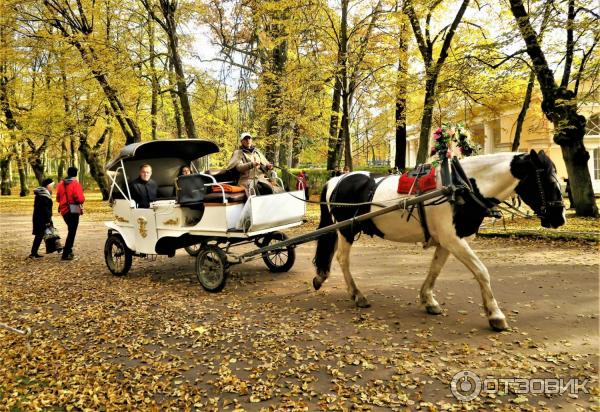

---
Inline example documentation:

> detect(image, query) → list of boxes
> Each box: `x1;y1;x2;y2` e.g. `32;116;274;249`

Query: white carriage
104;139;306;291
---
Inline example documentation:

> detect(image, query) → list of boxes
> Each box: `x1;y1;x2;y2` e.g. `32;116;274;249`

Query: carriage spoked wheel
195;246;228;292
104;234;133;276
261;232;295;273
185;243;203;256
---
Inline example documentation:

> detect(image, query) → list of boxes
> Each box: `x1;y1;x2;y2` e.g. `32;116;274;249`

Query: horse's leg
336;234;370;308
441;238;508;331
420;246;450;315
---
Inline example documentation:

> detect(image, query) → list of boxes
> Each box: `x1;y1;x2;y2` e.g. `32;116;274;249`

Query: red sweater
56;178;85;216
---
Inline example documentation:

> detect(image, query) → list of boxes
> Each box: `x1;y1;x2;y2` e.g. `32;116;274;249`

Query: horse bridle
533;168;564;218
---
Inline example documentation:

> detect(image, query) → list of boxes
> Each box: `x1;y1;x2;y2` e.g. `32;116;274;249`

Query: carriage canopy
105;139;220;171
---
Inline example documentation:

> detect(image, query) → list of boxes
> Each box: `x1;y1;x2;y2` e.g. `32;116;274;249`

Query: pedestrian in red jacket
296;171;310;200
55;167;85;261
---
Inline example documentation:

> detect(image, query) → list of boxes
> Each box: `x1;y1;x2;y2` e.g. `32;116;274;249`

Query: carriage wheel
185;243;203;256
104;234;133;276
195;246;228;292
261;232;295;273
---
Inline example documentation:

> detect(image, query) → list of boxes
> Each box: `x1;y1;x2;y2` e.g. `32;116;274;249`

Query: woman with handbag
30;178;55;258
55;167;85;261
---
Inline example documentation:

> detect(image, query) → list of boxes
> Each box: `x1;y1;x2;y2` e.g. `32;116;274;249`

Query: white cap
240;132;253;140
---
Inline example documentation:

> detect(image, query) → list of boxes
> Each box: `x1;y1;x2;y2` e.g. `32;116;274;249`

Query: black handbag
44;226;62;253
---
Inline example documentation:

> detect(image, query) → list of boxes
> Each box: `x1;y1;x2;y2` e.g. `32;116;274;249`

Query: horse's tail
312;183;337;287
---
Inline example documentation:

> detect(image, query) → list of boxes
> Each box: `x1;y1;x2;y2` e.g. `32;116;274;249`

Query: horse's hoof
312;277;322;291
489;317;508;331
426;304;443;315
355;296;371;308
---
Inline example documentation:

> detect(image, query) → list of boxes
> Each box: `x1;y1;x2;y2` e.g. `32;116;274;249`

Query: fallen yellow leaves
1;204;598;410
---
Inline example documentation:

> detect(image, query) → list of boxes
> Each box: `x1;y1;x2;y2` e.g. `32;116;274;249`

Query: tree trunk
395;19;409;170
342;89;352;170
335;127;344;167
326;67;342;170
168;58;183;138
147;11;159;140
416;77;437;164
105;133;113;164
512;70;535;151
292;134;301;168
0;157;12;195
163;12;197;139
264;30;288;164
340;0;352;170
79;137;110;200
15;143;28;196
58;141;67;180
508;0;598;217
28;153;45;186
395;98;407;170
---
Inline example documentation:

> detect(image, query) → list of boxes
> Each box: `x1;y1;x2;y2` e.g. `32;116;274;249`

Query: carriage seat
157;184;176;199
204;190;247;204
176;174;247;205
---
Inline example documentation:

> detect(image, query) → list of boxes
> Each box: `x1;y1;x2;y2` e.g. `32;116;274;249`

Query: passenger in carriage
178;165;191;177
226;132;282;195
172;164;192;197
130;164;157;208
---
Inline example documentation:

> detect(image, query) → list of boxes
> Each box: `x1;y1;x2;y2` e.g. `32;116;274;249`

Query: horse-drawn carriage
104;138;566;331
104;139;306;291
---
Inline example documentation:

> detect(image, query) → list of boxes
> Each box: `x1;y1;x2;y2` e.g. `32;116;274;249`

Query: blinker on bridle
533;168;564;218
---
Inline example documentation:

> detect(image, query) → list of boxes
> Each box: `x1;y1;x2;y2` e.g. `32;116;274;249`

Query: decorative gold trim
163;218;180;226
114;215;129;223
137;217;148;238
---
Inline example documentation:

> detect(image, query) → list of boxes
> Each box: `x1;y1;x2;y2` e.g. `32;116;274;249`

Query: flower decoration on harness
430;123;480;166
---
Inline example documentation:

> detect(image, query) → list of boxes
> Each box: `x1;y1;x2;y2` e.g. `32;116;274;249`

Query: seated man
130;164;157;208
226;132;281;195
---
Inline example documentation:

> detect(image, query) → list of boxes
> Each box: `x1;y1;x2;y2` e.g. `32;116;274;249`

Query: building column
483;122;493;154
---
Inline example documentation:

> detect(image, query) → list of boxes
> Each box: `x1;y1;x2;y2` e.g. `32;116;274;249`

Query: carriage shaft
238;187;452;262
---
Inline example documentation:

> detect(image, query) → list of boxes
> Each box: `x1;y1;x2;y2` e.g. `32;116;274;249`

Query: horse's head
510;150;566;228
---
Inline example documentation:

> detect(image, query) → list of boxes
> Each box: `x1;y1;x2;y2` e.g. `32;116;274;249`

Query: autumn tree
404;0;470;164
42;0;141;144
508;0;598;217
140;0;198;139
322;0;384;171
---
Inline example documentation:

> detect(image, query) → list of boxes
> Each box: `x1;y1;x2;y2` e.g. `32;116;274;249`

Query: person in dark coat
130;163;158;208
30;178;54;258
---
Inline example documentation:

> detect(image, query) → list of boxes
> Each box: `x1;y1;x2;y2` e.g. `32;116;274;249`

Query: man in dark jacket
56;167;85;261
130;164;157;208
30;178;54;258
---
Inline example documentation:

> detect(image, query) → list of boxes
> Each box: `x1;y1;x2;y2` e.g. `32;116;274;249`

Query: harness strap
417;200;430;243
415;166;431;243
401;164;432;243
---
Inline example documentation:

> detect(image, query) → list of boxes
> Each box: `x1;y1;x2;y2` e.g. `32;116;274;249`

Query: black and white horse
313;150;565;331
